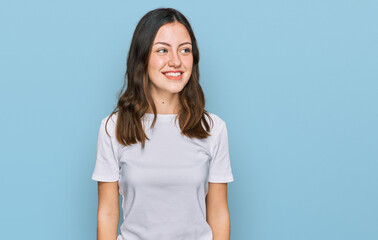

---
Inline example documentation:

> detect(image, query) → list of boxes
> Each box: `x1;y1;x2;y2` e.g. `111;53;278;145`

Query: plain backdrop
0;0;377;239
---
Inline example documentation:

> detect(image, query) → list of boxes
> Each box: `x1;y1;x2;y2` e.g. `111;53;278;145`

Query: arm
97;181;120;240
206;182;231;240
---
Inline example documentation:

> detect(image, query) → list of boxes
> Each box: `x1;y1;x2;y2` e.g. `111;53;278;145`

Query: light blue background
0;0;377;239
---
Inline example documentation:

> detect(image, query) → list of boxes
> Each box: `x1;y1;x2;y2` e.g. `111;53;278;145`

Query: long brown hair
105;8;213;148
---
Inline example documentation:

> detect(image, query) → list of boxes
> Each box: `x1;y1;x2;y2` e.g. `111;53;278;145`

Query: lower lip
163;73;183;80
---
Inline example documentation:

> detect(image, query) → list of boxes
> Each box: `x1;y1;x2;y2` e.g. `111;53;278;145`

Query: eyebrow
153;41;192;47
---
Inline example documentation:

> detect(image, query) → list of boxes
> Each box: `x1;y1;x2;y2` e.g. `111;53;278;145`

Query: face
147;22;193;98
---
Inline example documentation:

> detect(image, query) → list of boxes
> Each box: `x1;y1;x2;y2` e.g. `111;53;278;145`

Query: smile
162;71;183;80
164;71;182;76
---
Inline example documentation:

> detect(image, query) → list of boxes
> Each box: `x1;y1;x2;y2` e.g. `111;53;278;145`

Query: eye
157;48;167;53
180;48;191;53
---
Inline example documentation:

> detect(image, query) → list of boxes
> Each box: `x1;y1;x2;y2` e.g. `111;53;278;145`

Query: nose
168;51;181;68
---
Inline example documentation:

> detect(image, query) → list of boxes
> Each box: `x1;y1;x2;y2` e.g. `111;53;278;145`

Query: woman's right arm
97;181;120;240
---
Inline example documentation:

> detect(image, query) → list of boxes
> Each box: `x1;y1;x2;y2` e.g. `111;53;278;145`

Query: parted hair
105;7;213;148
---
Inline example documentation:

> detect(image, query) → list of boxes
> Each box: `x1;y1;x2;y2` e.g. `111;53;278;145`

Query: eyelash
156;48;191;53
181;48;191;53
157;49;167;53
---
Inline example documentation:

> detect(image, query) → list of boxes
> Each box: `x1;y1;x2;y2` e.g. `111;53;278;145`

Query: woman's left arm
206;182;231;240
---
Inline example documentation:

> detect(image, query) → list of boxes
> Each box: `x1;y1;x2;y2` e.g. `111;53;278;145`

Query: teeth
165;72;182;77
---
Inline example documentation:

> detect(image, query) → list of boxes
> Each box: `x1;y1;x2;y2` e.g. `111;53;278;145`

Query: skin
147;22;193;114
96;22;231;240
97;182;119;240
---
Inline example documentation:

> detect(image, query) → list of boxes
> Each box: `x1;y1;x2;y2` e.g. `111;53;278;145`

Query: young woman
91;8;234;240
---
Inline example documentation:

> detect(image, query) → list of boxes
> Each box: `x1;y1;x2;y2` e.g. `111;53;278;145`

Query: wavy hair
105;8;213;148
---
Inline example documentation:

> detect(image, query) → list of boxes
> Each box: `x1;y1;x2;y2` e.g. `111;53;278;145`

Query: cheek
148;56;166;71
148;58;161;81
183;56;193;70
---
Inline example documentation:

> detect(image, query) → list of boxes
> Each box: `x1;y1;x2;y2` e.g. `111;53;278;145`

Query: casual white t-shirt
91;112;234;240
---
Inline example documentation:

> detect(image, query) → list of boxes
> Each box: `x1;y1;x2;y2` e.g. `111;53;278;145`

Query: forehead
153;22;191;44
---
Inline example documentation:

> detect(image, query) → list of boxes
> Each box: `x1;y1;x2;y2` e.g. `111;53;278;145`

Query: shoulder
205;111;227;136
206;112;226;124
99;112;119;137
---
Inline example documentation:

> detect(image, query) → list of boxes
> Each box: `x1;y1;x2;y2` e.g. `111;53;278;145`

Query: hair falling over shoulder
105;8;214;148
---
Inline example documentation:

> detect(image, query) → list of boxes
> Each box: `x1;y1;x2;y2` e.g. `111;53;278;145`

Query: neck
147;89;181;114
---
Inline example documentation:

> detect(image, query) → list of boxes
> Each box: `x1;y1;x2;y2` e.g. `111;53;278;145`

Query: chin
167;87;185;94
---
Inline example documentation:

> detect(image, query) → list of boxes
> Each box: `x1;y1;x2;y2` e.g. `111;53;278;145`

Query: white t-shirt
91;112;234;240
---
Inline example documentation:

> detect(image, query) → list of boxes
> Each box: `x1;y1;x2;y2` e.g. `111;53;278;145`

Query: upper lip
162;71;183;74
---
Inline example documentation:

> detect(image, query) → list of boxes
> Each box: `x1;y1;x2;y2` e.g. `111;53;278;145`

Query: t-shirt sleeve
208;121;234;183
91;118;120;182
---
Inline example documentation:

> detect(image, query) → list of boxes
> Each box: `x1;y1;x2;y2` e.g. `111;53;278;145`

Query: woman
91;8;234;240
